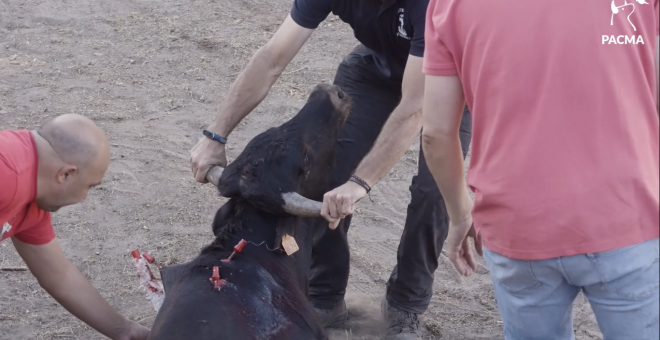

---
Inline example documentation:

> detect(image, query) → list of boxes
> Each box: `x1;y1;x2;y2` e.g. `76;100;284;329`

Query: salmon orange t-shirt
0;130;56;245
423;0;659;260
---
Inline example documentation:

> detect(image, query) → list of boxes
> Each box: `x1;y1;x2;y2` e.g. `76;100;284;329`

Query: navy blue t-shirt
290;0;429;80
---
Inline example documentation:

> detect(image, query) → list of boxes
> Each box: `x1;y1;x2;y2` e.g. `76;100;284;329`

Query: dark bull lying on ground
146;83;352;340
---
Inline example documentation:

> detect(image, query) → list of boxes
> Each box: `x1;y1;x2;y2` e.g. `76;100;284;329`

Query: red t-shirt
0;130;56;245
424;0;659;260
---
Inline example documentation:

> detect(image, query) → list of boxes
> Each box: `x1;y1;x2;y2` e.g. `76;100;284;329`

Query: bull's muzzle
206;166;323;218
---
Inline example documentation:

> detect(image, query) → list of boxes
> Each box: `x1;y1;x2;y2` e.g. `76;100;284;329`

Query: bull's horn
206;166;225;187
281;192;323;217
206;166;322;217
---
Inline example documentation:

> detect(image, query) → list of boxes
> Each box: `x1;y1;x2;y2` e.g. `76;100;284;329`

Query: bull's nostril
337;91;345;99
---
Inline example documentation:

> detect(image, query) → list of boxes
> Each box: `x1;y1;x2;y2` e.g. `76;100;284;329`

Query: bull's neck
215;203;311;292
218;203;302;259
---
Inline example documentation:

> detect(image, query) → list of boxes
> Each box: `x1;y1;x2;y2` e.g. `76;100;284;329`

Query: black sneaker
381;298;423;340
313;299;349;329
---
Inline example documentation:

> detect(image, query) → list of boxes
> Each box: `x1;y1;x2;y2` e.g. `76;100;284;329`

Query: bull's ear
160;264;187;293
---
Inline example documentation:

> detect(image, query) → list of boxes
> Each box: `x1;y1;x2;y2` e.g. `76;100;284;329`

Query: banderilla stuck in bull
222;239;248;263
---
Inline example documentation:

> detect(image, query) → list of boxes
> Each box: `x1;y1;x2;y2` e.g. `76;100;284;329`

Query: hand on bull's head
209;83;352;217
321;181;368;229
190;136;228;184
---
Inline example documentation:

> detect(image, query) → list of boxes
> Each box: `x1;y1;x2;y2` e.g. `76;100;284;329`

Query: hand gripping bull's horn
206;166;323;218
205;166;226;188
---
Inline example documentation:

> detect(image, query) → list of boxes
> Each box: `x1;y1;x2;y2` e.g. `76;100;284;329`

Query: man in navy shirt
190;0;471;338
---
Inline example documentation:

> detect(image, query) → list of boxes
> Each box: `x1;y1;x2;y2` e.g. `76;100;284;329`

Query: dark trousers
308;45;472;314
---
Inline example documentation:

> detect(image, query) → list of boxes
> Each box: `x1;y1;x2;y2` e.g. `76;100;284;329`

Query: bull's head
206;83;351;217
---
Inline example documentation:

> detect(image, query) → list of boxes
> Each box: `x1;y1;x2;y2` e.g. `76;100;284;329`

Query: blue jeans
483;238;659;340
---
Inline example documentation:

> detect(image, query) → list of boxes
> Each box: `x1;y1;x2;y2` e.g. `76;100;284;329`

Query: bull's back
148;257;326;340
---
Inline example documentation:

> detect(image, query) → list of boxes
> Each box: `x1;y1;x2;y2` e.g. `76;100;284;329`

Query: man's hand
190;137;227;183
116;320;150;340
12;238;149;340
446;211;483;277
321;181;367;230
318;56;425;231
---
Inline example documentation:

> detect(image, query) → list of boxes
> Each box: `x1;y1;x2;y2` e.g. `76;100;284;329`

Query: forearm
208;48;285;137
354;103;423;186
421;130;472;221
40;261;128;339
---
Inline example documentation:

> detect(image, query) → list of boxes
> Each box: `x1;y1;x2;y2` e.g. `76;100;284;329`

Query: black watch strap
202;129;227;145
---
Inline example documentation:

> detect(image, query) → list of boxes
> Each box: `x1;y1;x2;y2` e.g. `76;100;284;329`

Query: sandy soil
0;0;604;339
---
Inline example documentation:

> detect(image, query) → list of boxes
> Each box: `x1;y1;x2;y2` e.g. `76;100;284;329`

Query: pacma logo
602;35;645;44
603;0;650;44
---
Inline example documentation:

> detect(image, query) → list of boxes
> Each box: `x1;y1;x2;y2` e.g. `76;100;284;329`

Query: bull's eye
299;153;311;177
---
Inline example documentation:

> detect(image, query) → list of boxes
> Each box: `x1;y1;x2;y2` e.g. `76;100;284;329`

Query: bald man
0;114;149;340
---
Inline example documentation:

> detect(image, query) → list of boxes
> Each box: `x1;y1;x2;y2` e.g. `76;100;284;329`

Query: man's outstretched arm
12;237;149;340
190;15;314;183
321;55;425;229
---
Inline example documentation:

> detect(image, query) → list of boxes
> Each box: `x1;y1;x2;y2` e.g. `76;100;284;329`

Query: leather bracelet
202;129;227;145
349;175;371;193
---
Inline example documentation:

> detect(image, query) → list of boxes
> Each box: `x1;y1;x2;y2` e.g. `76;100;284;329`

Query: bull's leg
307;45;401;326
384;105;472;316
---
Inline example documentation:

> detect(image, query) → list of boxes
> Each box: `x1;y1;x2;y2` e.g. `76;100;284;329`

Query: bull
147;83;352;340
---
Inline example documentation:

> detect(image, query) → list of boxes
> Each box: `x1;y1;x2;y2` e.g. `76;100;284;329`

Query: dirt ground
0;0;605;339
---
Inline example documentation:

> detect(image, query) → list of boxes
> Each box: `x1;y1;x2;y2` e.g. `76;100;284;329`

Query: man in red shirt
0;114;149;340
419;0;659;338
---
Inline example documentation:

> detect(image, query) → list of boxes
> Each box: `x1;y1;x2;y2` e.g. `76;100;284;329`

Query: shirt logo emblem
397;8;410;40
603;0;649;44
610;0;649;31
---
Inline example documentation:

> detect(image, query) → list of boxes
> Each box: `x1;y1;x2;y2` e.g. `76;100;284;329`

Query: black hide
147;84;351;340
217;84;350;212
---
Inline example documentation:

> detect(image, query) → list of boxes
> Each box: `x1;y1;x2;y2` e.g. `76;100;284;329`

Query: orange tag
281;234;299;256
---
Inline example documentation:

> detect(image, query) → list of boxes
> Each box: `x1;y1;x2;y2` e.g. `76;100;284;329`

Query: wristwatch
202;129;227;145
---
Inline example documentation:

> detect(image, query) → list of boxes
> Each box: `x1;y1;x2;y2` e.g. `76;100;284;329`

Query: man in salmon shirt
0;114;149;340
419;0;659;339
